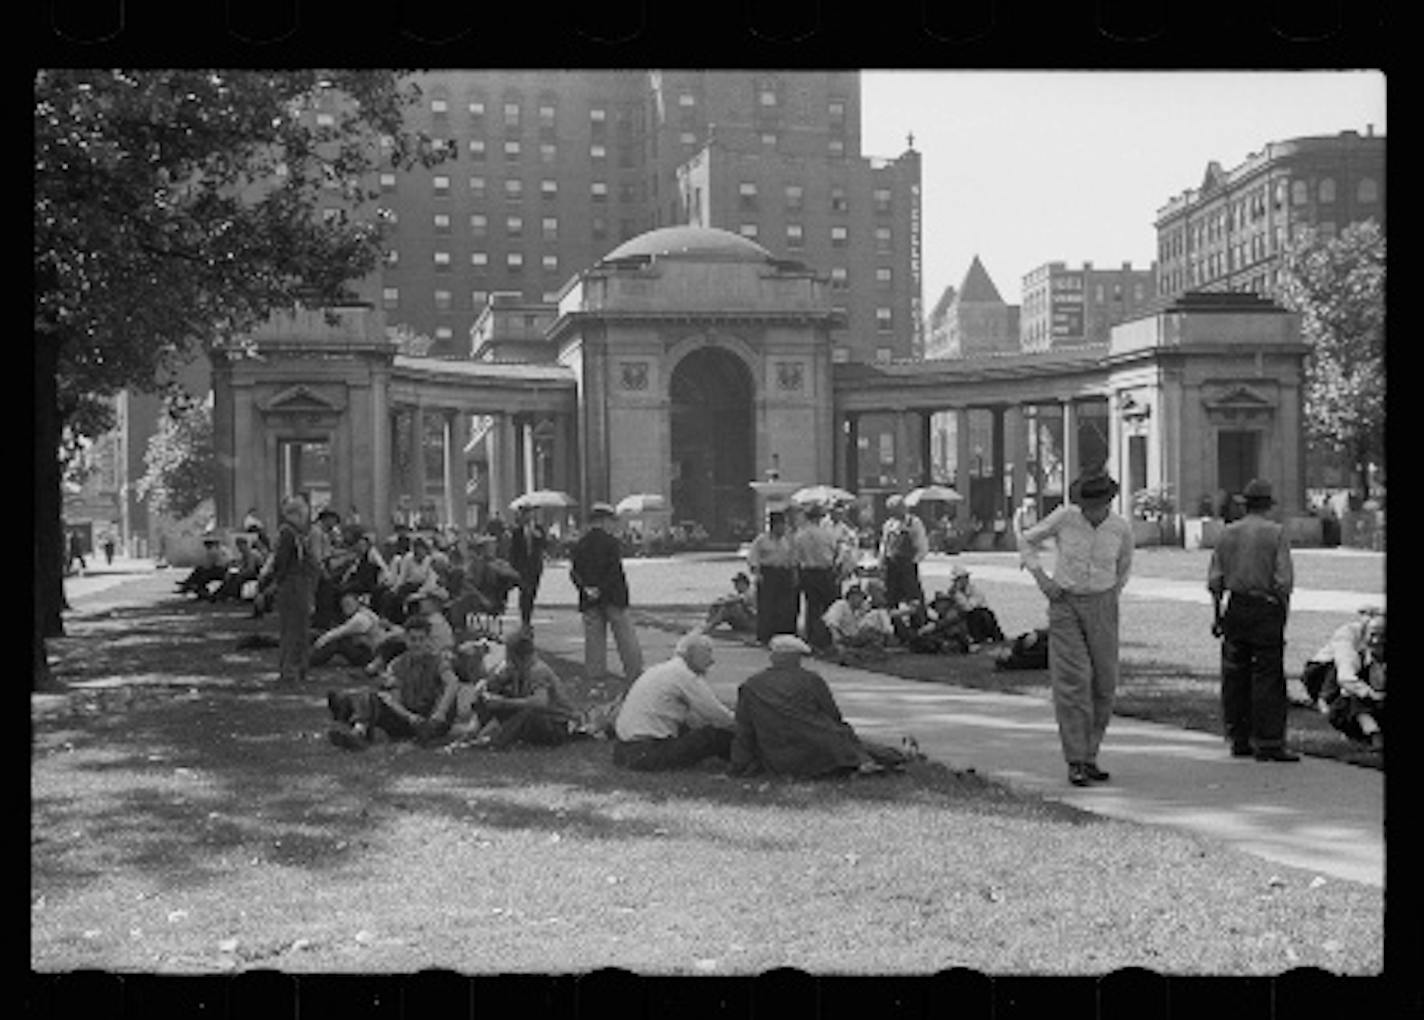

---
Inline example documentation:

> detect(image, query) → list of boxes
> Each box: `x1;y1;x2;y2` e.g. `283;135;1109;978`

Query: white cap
768;634;812;655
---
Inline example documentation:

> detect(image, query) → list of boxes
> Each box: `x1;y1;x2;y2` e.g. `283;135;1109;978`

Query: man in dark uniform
507;505;548;630
1208;478;1298;762
569;502;644;686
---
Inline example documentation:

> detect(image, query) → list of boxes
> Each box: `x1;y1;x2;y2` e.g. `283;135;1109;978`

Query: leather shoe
1067;763;1090;787
1081;762;1110;782
1253;747;1300;762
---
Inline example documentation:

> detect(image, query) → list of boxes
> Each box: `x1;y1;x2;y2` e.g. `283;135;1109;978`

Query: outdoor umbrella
904;485;962;507
509;489;578;511
615;493;667;516
790;484;855;507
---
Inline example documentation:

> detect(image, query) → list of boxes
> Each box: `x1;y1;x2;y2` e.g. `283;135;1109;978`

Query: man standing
1019;469;1134;787
792;503;840;653
612;631;736;771
878;495;928;610
569;502;644;686
1207;478;1298;762
508;505;548;630
746;509;798;646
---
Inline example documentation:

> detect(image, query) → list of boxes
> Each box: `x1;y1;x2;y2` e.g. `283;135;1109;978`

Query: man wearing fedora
569;502;644;687
1019;468;1134;787
1208;478;1298;762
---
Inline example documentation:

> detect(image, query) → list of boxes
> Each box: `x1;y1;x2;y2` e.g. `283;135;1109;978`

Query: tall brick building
1019;260;1156;352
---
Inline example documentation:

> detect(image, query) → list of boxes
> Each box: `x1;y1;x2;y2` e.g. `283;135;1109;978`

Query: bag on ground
994;628;1050;671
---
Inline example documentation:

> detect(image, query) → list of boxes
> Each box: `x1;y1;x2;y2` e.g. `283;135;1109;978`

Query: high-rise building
922;256;1017;359
1019;261;1156;353
362;71;922;364
1153;127;1384;301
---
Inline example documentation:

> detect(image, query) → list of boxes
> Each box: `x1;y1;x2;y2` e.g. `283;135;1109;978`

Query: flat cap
768;634;812;655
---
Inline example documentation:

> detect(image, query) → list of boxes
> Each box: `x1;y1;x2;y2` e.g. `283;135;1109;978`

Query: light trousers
1047;589;1120;765
582;605;644;684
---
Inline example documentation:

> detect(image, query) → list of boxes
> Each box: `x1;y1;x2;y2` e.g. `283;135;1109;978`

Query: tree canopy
1276;220;1386;499
136;396;217;522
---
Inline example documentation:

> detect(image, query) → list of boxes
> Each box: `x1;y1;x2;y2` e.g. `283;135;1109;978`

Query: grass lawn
32;576;1383;975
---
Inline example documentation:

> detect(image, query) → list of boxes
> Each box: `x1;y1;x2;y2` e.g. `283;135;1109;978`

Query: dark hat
844;584;866;598
589;502;617;518
1073;471;1120;503
1242;478;1275;504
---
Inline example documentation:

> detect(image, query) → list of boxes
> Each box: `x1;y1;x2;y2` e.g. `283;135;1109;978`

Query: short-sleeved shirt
487;655;576;720
822;599;894;640
614;656;735;741
1207;514;1294;602
388;650;456;717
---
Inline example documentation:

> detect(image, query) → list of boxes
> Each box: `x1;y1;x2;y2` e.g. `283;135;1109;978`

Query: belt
1230;590;1282;605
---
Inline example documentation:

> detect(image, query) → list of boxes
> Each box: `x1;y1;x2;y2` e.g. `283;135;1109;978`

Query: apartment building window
542;216;558;241
469;214;487;237
873;188;892;214
738;182;758;209
739;224;759;240
590;107;606;125
875;267;892;289
1319;178;1336;203
433;175;450;196
830;267;848;290
503;102;520;129
831;225;848;247
831;305;849;323
680;132;697;146
507;253;524;271
505;180;523;200
761;133;778;146
385;249;399;266
540;179;557;199
1113;284;1122;300
1358;177;1378;202
591;216;608;240
590;143;607;160
831;346;850;364
542;254;559;273
434;251;451;271
1095;285;1105;303
432;326;451;343
506;215;523;238
829;139;845;157
1133;283;1144;301
1292;180;1308;205
679;92;696;107
541;291;560;303
315;111;336;128
538;104;556;130
469;139;486;161
320;207;341;224
757;81;778;107
591;181;608;202
786;224;804;249
429;97;448;116
433;213;451;234
620;219;637;241
785;185;804;211
830;187;848;213
434;289;452;311
1319;221;1337;241
875;347;893;363
382;287;399;309
468;99;485;119
379;172;396;191
471;290;489;309
828;99;846;122
539;143;557;164
469;176;486;199
471;252;488;267
874;226;892;252
504;140;521;159
876;307;893;332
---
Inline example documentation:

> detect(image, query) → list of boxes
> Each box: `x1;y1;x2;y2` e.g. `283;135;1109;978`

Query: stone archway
669;346;756;541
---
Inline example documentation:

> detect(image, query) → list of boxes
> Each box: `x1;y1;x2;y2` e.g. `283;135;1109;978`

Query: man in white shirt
878;495;929;609
821;586;896;663
612;631;736;771
1302;608;1385;751
1019;469;1134;787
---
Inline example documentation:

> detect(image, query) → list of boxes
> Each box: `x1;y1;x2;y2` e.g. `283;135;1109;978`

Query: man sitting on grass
821;585;896;664
612;631;736;771
905;591;973;655
703;572;757;636
730;635;908;778
326;613;459;751
309;592;393;669
457;628;579;750
1301;608;1386;751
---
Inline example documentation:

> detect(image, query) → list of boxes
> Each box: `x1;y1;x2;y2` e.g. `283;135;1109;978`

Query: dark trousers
516;569;543;628
478;703;571;749
1220;594;1288;750
310;636;375;668
755;566;798;645
883;557;924;609
331;689;450;742
798;567;838;650
612;727;733;771
964;607;1005;644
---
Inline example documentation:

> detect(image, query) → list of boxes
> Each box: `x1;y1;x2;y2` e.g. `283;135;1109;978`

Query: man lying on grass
326;613;459;751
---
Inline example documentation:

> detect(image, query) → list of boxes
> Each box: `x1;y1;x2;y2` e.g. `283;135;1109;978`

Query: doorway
278;438;333;515
669;347;755;541
1218;429;1260;504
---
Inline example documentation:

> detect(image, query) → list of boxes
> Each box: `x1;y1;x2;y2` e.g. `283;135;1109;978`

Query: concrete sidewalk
526;602;1384;889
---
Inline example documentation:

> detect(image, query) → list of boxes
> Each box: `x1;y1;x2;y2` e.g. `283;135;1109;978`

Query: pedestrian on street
271;494;322;684
1208;478;1298;762
1019;469;1134;787
569;502;644;687
508;504;548;630
66;530;87;576
792;503;840;653
746;509;798;646
101;534;116;566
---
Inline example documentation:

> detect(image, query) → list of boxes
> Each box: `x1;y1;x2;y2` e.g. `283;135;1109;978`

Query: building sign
909;183;923;355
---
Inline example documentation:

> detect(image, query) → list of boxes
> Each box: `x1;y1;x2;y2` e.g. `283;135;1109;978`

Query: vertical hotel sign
909;182;923;357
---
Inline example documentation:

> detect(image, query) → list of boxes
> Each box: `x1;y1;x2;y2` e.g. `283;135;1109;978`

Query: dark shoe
1254;747;1300;762
1081;762;1110;782
1230;742;1254;758
328;724;368;751
327;690;351;724
1067;763;1090;787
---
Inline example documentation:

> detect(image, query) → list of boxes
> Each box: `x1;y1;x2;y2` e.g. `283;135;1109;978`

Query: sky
858;70;1386;306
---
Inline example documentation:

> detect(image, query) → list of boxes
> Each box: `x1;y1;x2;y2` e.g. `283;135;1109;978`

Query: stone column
954;408;972;531
410;405;427;525
841;413;860;492
499;412;520;512
991;407;1007;527
894;410;911;493
522;415;537;494
1061;399;1079;491
484;414;504;519
918;411;934;485
442;410;460;529
370;367;390;536
1007;403;1028;516
211;361;234;528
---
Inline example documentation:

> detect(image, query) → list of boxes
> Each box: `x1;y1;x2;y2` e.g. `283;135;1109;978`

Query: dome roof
600;225;774;264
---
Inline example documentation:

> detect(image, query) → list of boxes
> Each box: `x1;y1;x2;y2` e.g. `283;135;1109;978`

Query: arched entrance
669;347;755;542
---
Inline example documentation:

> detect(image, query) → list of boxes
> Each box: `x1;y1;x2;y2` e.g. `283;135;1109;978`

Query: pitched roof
957;256;1004;304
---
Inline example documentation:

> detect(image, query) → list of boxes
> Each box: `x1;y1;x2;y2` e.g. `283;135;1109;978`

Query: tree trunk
35;336;67;691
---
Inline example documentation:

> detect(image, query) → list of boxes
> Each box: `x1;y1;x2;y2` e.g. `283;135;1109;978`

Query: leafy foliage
136;397;217;522
1131;485;1175;520
1276;221;1386;499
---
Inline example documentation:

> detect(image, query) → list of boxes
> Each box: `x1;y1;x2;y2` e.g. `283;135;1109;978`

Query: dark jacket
569;526;630;611
509;522;548;578
730;664;866;777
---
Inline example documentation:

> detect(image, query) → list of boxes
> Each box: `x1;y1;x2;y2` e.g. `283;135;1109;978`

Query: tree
136;396;217;522
34;69;439;688
1276;220;1386;504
